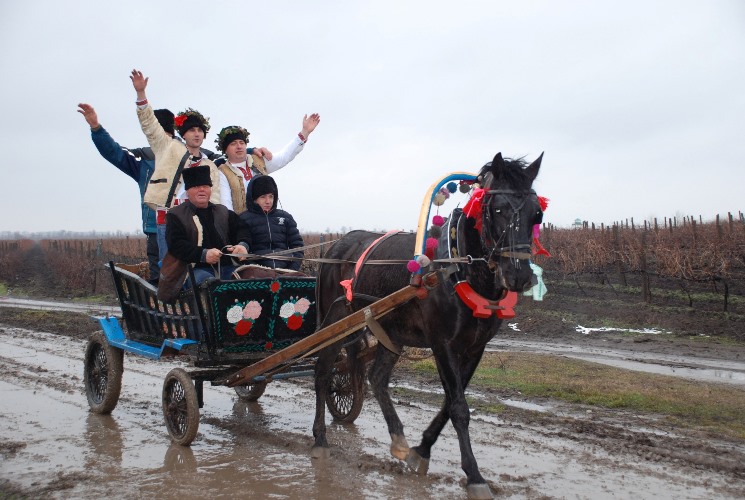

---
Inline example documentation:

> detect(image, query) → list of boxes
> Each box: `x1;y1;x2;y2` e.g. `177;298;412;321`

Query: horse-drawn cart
84;261;436;446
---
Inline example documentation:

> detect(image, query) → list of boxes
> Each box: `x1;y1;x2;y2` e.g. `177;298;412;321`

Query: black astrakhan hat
182;165;212;190
154;109;175;136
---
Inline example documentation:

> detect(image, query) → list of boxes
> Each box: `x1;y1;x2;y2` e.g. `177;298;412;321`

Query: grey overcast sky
1;0;743;234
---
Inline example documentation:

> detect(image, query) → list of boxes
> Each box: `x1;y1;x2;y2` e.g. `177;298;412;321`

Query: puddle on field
393;381;552;413
0;296;120;316
490;333;745;386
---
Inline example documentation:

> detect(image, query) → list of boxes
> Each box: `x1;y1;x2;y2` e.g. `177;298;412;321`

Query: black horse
311;152;543;499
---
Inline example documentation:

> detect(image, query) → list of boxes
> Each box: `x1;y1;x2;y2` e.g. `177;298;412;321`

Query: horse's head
477;152;543;291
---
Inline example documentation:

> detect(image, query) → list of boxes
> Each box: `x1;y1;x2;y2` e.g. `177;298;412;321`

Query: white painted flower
279;302;296;319
226;305;243;324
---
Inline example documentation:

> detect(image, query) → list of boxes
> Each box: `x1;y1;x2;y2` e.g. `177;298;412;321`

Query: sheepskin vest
217;154;267;215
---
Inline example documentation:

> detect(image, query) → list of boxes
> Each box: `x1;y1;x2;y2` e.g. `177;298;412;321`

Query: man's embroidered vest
218;154;268;215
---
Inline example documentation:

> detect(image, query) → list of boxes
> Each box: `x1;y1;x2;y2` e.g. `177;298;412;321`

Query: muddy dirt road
1;319;744;500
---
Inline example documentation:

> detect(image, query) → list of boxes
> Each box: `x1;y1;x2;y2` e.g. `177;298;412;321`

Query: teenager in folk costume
130;68;223;262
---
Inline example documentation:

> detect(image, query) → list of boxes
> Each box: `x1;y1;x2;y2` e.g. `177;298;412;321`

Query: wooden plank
219;282;427;387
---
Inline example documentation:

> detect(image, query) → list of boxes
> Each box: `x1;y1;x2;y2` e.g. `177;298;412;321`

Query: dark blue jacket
239;176;304;270
91;126;156;233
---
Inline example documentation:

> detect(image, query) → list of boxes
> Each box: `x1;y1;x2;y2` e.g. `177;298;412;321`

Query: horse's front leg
368;346;409;460
310;345;339;459
432;343;493;499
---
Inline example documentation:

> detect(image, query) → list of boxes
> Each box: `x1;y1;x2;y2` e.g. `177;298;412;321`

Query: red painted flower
270;281;280;293
287;313;303;330
174;115;187;127
265;341;273;350
235;319;252;336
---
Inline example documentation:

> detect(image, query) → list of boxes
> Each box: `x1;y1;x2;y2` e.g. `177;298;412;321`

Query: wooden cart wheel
162;368;200;446
326;369;364;423
84;330;124;414
234;381;267;402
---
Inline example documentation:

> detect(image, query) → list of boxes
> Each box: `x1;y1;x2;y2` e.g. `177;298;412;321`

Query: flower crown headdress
174;108;210;133
215;125;250;152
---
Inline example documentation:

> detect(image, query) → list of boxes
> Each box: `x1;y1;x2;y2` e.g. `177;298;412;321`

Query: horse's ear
492;152;505;172
525;152;543;182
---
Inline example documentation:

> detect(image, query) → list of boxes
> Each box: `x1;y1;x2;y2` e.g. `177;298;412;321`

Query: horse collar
446;210;517;319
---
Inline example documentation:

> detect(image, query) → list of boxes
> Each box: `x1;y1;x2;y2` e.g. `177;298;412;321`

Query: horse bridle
480;188;538;264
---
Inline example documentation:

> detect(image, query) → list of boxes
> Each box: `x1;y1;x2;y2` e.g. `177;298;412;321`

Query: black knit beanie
250;175;277;200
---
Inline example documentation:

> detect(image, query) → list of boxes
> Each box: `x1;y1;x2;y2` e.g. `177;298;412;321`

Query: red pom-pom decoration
426;237;438;251
407;260;421;273
538;195;549;212
432;215;444;226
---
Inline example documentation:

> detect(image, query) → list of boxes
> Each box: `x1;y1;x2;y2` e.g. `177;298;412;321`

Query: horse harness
445;209;517;319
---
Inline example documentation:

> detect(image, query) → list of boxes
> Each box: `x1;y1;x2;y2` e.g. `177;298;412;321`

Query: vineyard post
640;230;652;303
613;225;627;286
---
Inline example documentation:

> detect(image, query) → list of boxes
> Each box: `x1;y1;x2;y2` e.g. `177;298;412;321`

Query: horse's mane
479;156;532;190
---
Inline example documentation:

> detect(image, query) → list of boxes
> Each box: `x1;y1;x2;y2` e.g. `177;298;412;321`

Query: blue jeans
189;265;238;287
157;222;168;265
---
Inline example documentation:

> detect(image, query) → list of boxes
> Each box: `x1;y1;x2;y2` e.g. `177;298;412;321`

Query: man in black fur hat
165;165;250;285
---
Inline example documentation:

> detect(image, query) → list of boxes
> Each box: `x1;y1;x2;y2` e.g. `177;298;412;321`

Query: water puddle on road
492;327;745;386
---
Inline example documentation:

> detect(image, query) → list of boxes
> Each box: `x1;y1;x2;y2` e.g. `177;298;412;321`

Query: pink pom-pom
432;215;445;226
425;237;438;251
407;260;421;273
533;224;541;238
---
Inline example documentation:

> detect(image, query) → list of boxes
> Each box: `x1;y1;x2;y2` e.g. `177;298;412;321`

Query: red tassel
538;195;549;212
533;237;551;257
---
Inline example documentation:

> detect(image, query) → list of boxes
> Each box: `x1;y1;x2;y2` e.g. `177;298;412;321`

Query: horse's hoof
389;434;409;460
466;482;494;500
310;446;331;459
405;449;429;475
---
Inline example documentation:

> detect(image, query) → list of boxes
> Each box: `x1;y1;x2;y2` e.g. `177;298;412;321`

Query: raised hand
301;113;320;138
130;69;148;92
77;103;100;129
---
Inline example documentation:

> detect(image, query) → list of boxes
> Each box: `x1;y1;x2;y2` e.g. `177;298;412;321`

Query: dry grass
404;351;745;439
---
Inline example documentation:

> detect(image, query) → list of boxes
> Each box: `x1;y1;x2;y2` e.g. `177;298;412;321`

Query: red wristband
136;98;148;106
298;132;306;142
